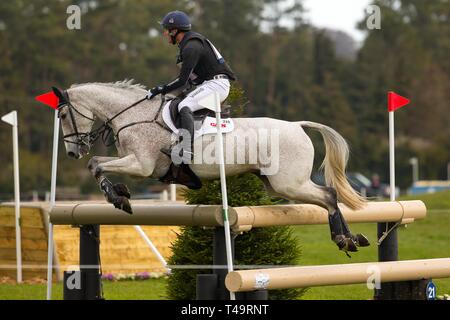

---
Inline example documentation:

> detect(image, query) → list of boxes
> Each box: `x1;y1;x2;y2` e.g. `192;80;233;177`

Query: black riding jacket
162;31;236;94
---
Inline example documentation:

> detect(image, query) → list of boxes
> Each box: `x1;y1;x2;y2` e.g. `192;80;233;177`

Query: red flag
388;91;410;112
35;92;59;109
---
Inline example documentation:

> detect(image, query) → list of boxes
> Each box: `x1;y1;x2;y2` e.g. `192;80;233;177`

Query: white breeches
178;78;230;112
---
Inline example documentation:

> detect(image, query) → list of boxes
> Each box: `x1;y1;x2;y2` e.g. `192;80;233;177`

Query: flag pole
2;111;22;283
389;111;395;202
214;92;235;300
376;91;410;299
12;112;22;284
197;93;235;300
47;110;59;300
387;91;409;201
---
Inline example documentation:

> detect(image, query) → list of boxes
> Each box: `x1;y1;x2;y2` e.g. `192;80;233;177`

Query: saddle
168;96;231;130
158;90;232;190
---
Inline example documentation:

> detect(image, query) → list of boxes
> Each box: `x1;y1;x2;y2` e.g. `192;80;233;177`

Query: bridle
58;91;96;149
58;90;169;150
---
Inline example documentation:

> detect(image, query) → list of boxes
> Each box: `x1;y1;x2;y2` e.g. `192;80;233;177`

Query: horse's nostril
68;151;76;158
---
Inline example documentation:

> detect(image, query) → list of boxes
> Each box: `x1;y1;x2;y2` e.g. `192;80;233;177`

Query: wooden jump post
49;200;432;300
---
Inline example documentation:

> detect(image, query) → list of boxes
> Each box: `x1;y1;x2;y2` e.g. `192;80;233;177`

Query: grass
295;190;450;299
0;278;168;300
293;209;450;299
400;190;450;210
1;191;449;300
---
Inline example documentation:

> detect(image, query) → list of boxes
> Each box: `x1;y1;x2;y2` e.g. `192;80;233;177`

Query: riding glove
147;85;166;99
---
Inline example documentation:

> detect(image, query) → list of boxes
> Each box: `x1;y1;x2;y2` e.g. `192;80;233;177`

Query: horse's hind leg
267;178;368;254
336;209;370;247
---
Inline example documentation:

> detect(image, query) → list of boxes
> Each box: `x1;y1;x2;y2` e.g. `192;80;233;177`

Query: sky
302;0;372;42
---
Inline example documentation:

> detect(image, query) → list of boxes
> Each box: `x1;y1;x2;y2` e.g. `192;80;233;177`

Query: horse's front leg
88;154;154;214
87;156;131;198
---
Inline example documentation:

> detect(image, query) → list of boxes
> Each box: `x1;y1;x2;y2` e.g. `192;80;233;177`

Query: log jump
49;200;426;231
225;258;450;292
50;199;447;300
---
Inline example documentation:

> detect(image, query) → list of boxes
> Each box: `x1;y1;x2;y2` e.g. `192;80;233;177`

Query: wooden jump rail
49;200;426;231
225;258;450;292
49;199;441;300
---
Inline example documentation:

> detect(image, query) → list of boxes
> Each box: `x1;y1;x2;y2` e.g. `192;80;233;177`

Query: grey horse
51;80;369;254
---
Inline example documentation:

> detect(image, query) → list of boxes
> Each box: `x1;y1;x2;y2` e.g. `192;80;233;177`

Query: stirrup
160;146;194;162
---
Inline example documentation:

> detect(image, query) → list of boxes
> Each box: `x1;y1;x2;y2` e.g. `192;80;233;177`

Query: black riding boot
161;107;195;164
179;107;195;161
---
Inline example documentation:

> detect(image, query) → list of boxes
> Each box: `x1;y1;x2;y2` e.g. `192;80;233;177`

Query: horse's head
52;87;95;159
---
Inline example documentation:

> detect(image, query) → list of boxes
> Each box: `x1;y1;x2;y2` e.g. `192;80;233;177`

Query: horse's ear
52;86;66;103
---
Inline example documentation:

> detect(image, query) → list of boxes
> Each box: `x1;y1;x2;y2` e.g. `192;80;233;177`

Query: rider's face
163;28;174;44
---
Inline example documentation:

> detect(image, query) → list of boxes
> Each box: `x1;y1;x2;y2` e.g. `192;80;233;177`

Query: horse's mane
70;79;147;92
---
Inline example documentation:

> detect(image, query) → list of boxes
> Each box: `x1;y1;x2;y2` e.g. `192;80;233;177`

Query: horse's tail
299;121;366;210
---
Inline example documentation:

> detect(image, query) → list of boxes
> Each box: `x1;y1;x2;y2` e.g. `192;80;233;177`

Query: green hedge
166;173;305;300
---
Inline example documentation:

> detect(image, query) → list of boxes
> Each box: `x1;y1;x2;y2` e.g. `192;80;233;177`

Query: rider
147;10;236;163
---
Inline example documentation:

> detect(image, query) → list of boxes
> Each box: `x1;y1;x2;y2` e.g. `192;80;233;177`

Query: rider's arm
161;39;202;93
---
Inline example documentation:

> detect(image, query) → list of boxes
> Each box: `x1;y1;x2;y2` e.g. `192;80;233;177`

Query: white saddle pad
162;101;234;139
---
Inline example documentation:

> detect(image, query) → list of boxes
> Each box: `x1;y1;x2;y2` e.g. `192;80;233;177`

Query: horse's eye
61;114;67;120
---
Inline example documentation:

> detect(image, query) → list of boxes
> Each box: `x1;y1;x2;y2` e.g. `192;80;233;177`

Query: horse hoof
355;233;370;247
344;238;358;252
335;235;358;253
113;196;133;215
346;233;370;247
113;183;131;199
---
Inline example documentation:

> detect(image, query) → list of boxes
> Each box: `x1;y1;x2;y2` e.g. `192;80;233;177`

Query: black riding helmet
160;11;192;44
